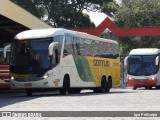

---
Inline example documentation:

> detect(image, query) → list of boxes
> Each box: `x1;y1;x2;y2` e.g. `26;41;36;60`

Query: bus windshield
10;38;53;74
128;55;158;76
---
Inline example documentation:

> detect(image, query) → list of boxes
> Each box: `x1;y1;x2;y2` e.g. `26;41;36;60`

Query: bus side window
75;38;81;55
64;36;74;56
53;35;63;57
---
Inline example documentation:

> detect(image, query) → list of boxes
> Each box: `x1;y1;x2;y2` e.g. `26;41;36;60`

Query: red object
0;65;10;79
0;65;10;88
0;83;10;88
69;17;160;37
128;79;157;87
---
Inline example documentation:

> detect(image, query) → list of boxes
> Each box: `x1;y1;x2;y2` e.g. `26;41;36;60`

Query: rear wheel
106;77;112;93
93;77;107;93
101;77;107;93
60;76;70;95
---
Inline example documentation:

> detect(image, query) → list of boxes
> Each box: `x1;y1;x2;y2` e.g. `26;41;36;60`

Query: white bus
124;48;160;90
7;28;120;96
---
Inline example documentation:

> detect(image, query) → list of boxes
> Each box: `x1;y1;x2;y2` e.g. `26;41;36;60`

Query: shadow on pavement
0;88;136;108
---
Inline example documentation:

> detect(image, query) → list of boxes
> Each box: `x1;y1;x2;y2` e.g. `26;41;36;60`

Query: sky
83;0;121;26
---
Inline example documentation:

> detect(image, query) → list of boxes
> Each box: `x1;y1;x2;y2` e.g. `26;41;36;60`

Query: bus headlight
43;75;48;79
128;77;132;80
151;77;156;80
11;76;14;80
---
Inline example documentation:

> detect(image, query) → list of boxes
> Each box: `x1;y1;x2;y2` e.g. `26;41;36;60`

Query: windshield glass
128;55;158;76
10;38;52;74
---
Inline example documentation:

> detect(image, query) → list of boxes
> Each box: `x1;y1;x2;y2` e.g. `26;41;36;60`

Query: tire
69;88;81;94
60;76;70;95
93;77;108;93
133;86;137;90
26;90;32;96
145;86;152;89
93;88;101;93
145;86;149;89
106;77;112;93
100;77;107;93
156;86;160;89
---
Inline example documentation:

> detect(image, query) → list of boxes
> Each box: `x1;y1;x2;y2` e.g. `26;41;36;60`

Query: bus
124;48;160;90
6;28;120;96
0;47;10;88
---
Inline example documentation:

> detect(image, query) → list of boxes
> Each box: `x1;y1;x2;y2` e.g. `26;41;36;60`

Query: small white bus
124;48;160;90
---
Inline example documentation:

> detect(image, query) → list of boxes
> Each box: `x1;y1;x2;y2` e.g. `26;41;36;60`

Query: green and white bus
8;28;120;96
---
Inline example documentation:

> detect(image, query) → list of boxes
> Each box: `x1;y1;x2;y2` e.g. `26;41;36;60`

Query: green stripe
73;55;94;82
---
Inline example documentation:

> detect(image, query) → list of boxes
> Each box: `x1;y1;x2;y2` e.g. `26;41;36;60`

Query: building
0;0;51;47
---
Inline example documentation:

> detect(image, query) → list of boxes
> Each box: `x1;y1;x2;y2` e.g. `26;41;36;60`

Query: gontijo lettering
93;59;110;67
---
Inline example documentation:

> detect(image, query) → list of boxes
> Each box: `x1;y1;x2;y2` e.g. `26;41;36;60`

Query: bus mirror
155;56;159;65
3;44;11;58
124;56;128;67
48;42;58;56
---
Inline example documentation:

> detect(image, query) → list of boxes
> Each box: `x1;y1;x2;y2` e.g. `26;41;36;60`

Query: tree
115;0;160;54
12;0;46;19
101;0;119;17
12;0;116;28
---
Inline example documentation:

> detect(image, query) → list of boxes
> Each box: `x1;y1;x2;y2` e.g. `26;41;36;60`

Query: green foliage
115;0;160;54
42;0;97;27
101;30;117;40
101;0;119;17
12;0;46;19
12;0;113;28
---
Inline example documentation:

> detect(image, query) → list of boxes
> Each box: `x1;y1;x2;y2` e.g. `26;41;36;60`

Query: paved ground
0;87;160;120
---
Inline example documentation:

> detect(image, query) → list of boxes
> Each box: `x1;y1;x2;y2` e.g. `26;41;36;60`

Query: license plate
24;83;32;87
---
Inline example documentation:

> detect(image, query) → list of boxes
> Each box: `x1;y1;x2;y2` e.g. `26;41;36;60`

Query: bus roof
14;28;118;44
129;48;160;55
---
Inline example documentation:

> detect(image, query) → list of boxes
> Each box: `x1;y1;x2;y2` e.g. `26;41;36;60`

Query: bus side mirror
155;56;159;65
48;42;58;56
3;44;11;58
124;56;128;67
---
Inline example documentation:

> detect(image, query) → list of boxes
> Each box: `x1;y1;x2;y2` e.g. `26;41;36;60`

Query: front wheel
69;88;81;94
145;86;152;89
26;90;32;96
60;76;70;95
156;86;160;89
133;86;137;90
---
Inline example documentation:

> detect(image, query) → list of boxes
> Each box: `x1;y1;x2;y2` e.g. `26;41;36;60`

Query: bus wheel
100;77;107;93
145;86;152;89
60;76;70;95
26;90;32;96
156;86;160;89
69;88;81;94
133;86;137;90
93;88;100;93
106;77;112;93
145;86;149;89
